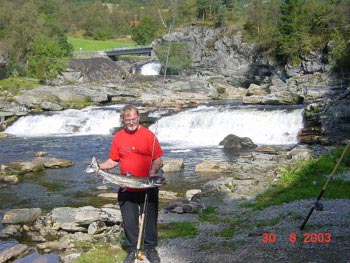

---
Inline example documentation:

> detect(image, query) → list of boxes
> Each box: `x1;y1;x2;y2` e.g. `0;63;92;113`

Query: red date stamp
262;232;331;243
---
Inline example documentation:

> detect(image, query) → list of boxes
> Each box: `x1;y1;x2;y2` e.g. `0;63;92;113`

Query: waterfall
4;105;123;137
5;104;304;147
140;62;161;75
149;105;304;147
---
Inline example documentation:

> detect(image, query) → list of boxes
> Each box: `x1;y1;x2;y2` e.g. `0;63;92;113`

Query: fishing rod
300;142;350;230
134;1;178;262
135;190;149;262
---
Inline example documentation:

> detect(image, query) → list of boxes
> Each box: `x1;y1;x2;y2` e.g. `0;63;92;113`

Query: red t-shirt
109;125;163;177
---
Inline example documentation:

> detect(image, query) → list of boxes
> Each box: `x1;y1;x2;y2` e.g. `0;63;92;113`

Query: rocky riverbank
1;25;349;262
0;143;337;263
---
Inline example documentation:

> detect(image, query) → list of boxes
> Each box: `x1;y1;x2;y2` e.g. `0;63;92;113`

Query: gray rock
195;160;230;173
243;91;303;105
50;206;122;225
1;208;42;224
219;134;256;151
162;158;184;173
0;244;29;263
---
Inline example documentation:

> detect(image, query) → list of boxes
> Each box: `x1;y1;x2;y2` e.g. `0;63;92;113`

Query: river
0;103;304;260
0;103;303;211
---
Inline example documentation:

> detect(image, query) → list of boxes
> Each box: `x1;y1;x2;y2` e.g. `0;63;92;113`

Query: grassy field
67;37;136;52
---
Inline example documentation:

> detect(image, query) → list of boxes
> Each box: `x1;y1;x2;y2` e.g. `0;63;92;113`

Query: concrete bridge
105;47;152;60
72;47;153;60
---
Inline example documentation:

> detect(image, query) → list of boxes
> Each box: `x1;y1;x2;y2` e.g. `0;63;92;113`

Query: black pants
118;188;159;252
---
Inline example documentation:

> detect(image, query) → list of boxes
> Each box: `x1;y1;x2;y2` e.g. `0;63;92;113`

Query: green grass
0;77;39;98
199;206;231;223
247;145;350;210
72;244;125;263
158;221;198;239
68;37;136;51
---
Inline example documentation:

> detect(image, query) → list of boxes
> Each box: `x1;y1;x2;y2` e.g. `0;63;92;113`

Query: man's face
123;109;140;132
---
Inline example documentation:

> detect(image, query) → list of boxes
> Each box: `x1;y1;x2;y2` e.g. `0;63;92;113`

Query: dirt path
155;199;350;263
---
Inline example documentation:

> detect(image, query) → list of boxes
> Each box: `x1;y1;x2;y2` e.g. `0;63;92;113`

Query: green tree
214;3;228;28
243;0;280;54
27;35;68;82
2;1;45;75
329;30;350;74
154;42;192;75
176;0;197;25
0;0;72;78
131;17;158;45
276;0;309;65
80;2;114;40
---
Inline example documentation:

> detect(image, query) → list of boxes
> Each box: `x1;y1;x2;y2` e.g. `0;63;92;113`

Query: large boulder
68;57;128;83
219;134;256;151
153;26;258;86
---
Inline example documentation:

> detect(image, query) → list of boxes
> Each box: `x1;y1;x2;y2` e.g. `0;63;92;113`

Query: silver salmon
85;157;165;189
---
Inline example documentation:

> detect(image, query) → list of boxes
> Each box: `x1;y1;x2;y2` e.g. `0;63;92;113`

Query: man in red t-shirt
99;105;163;263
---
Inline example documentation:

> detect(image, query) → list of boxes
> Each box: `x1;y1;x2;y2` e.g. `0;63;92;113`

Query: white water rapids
140;61;162;75
5;104;304;147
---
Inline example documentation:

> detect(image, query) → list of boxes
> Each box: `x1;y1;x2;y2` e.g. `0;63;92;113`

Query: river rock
186;189;201;200
0;244;29;263
269;77;288;93
0;224;22;238
219;134;256;151
37;240;72;252
50;206;122;225
162;158;184;173
195;160;230;173
0;173;19;183
159;190;178;200
1;208;42;224
243;91;304;105
247;83;269;96
35;151;47;157
164;198;202;214
52;223;87;232
9;161;44;173
87;221;107;235
31;157;74;168
211;80;247;100
0;133;8;138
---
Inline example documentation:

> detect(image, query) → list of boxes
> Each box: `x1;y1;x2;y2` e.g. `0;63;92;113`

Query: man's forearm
150;158;162;176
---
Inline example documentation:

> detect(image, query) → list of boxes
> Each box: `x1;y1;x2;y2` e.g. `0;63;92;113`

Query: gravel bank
153;199;350;263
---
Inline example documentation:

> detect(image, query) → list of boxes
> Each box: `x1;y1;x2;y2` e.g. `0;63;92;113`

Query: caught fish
85;157;165;189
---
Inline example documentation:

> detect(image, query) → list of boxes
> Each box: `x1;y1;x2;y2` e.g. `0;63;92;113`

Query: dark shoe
123;251;136;263
145;248;160;263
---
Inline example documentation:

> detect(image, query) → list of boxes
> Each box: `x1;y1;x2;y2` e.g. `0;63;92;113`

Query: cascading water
140;61;162;75
150;105;304;147
5;104;304;147
4;105;124;137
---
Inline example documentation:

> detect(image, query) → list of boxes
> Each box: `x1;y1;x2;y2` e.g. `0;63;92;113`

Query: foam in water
5;106;123;137
150;105;304;147
5;105;304;147
140;62;161;75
